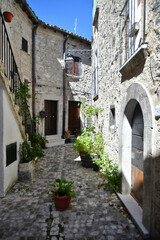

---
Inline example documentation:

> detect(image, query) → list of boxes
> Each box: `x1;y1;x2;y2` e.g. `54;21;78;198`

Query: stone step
46;136;65;147
116;193;150;239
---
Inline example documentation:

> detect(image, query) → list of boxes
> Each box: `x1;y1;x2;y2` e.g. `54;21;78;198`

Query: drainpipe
32;24;39;136
143;0;146;44
62;34;69;139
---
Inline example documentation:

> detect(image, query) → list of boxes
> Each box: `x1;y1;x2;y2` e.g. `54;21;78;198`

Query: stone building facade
0;0;91;196
92;0;160;238
35;24;91;146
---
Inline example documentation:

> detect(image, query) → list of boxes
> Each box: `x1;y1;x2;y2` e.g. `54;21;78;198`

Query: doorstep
116;193;150;239
46;135;65;147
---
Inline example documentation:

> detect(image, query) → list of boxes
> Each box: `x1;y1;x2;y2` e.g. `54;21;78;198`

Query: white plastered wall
0;84;23;197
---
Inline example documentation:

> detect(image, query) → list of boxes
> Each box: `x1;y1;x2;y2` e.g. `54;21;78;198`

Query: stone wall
92;0;160;237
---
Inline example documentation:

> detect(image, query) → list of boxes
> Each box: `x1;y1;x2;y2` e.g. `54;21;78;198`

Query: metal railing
0;10;32;140
0;10;21;92
119;0;146;67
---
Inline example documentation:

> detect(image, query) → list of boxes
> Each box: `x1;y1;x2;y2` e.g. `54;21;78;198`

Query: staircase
0;10;32;141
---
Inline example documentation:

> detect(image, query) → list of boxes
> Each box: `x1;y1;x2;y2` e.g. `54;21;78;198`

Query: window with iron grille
120;0;144;67
22;37;28;53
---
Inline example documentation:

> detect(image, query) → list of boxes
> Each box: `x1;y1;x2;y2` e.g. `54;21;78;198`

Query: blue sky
27;0;92;40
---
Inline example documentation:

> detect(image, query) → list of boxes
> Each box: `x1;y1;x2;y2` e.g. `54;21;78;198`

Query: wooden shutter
74;61;79;75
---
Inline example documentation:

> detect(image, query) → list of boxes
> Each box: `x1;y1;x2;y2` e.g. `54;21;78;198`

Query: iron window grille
119;0;146;67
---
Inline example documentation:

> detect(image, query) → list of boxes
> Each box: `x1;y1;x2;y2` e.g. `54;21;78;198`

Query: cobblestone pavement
0;144;143;240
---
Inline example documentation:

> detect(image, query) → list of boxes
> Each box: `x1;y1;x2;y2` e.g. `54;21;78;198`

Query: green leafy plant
100;151;121;192
33;133;48;149
19;133;47;163
31;143;44;159
74;130;94;157
15;80;31;140
93;133;104;155
19;141;32;163
19;141;44;163
79;100;103;119
16;81;40;141
50;178;76;197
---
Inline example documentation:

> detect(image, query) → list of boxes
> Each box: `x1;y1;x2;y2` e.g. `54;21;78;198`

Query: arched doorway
131;103;144;205
119;83;153;231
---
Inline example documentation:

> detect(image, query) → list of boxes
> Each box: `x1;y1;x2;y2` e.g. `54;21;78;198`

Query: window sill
93;94;98;101
21;49;30;56
119;44;148;82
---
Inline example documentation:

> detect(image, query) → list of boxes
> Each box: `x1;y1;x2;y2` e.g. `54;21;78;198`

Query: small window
6;142;17;166
22;37;28;53
66;54;82;77
109;105;116;129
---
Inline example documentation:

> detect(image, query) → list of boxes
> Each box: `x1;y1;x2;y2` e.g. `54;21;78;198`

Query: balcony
119;0;147;80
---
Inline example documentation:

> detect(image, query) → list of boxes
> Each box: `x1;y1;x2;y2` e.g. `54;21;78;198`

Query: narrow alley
0;144;143;240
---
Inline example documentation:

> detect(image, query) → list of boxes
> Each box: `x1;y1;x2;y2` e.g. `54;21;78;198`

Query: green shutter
92;0;97;22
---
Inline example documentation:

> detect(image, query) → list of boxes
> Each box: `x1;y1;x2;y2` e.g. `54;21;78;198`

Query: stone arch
119;82;153;230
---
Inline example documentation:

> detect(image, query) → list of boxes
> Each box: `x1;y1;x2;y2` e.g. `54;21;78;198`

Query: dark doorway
131;103;144;206
68;101;80;134
45;100;57;135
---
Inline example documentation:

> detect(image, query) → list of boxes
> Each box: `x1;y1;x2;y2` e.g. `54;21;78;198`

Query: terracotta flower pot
54;195;71;211
3;11;13;23
65;133;70;139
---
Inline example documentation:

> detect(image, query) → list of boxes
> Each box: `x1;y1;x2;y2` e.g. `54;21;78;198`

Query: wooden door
45;100;57;135
131;103;144;205
68;101;80;134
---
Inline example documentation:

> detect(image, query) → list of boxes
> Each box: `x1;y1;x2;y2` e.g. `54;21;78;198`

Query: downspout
143;0;146;44
32;23;39;136
62;34;69;138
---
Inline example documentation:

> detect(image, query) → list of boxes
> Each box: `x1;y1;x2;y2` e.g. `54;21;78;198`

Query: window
66;54;82;77
109;105;116;129
22;37;28;53
6;142;17;166
93;50;98;100
120;0;143;67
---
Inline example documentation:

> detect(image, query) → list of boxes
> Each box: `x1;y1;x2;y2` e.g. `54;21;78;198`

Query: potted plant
75;129;81;137
3;11;13;23
18;134;45;180
50;178;76;211
74;129;95;168
65;130;71;139
92;133;104;171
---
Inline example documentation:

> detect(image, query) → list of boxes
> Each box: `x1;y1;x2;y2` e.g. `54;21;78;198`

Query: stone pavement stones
0;144;143;240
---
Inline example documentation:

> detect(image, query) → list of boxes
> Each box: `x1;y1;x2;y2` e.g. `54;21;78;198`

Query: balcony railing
0;10;32;140
120;0;146;68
